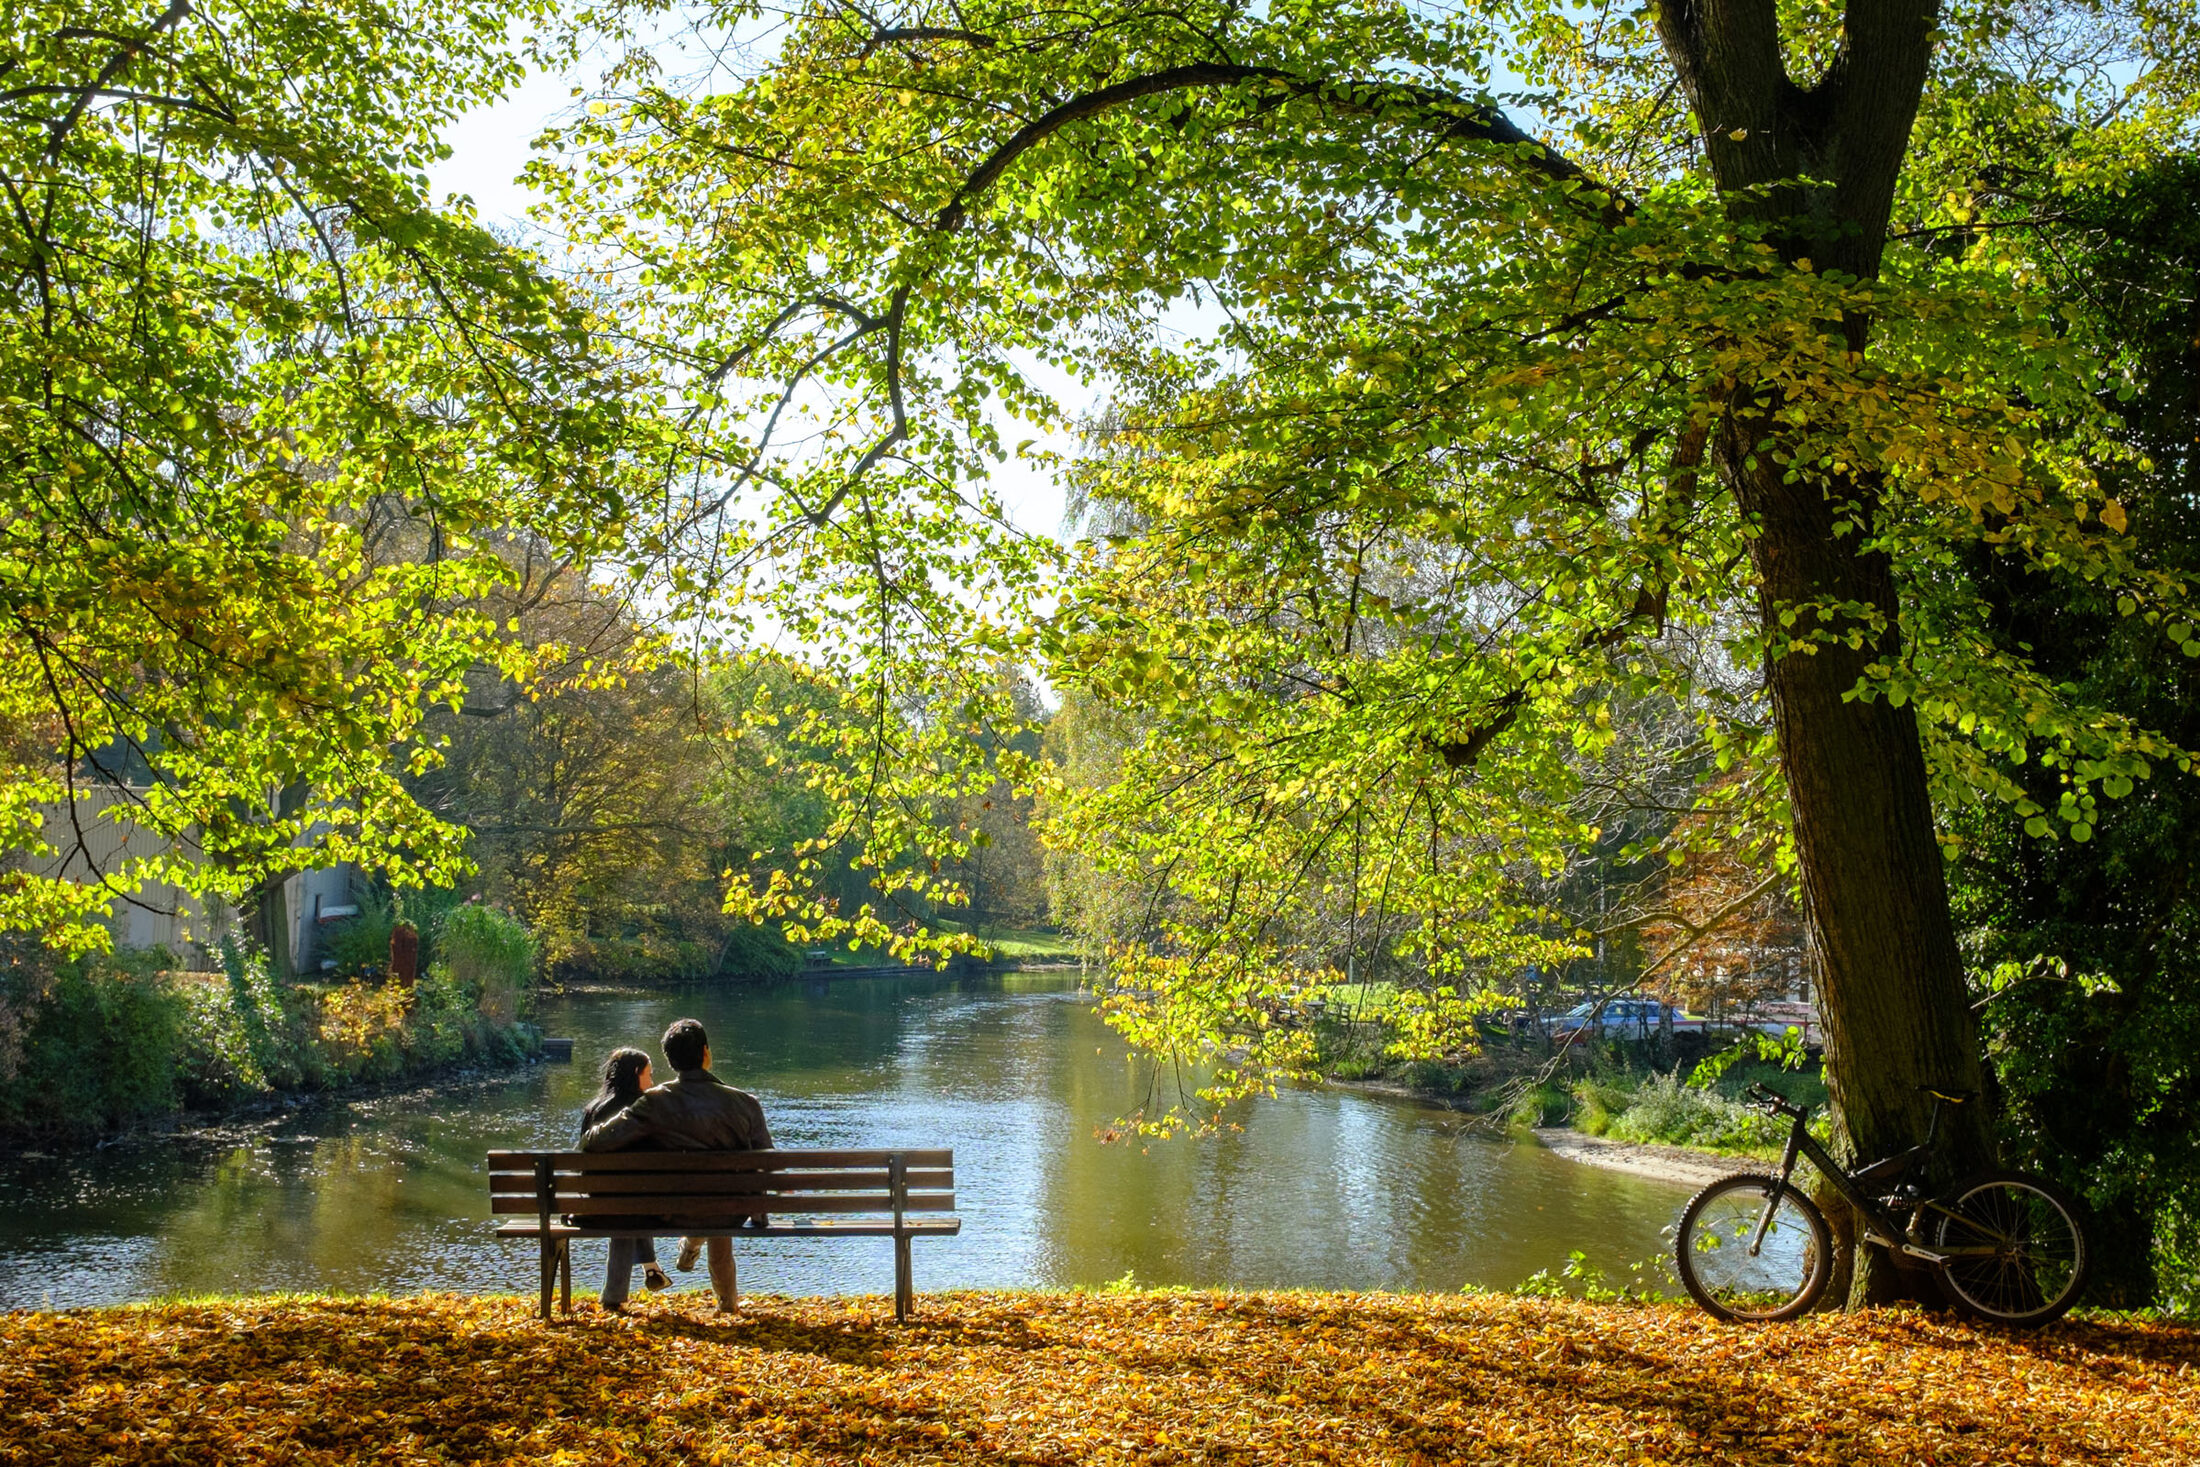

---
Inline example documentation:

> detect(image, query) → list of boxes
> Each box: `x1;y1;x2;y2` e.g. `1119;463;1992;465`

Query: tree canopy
528;0;2198;1201
1;0;645;949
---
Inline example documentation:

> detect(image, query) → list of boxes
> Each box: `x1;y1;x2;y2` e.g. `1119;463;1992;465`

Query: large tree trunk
239;779;309;979
242;870;294;979
1655;0;1993;1303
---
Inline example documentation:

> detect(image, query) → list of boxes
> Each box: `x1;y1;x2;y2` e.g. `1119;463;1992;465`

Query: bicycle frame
1753;1099;2001;1267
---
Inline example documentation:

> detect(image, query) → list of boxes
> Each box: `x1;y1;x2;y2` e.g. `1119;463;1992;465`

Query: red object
390;923;420;988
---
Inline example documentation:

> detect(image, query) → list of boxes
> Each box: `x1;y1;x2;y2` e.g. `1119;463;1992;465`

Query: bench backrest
486;1148;955;1225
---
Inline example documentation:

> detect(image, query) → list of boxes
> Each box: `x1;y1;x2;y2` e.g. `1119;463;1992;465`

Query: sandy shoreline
1321;1074;1749;1188
1530;1126;1741;1188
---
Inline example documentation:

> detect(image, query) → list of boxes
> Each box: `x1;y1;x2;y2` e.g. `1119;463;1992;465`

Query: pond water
0;973;1694;1309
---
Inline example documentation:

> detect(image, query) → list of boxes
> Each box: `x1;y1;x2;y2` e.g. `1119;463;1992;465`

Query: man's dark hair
662;1018;709;1072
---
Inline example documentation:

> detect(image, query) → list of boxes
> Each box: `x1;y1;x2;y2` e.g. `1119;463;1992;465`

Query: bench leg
558;1238;572;1315
539;1234;556;1322
894;1233;913;1324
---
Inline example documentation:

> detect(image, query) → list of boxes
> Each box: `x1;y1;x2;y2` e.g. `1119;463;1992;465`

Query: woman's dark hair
593;1046;653;1110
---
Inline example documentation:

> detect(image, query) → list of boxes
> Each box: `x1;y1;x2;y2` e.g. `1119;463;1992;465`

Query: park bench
487;1147;958;1322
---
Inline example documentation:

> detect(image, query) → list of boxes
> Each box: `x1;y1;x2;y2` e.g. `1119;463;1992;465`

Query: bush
716;923;803;981
0;950;183;1134
1572;1078;1633;1137
436;903;535;1024
318;895;399;980
1599;1071;1790;1151
1506;1080;1572;1129
2161;1200;2200;1318
314;982;410;1084
0;916;545;1141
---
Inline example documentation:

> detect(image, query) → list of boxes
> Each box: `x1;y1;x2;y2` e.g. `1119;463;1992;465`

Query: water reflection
0;974;1692;1308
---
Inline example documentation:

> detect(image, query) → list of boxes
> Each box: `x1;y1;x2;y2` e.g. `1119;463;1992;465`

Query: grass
3;1290;2194;1465
915;923;1080;963
970;926;1080;961
801;926;1079;970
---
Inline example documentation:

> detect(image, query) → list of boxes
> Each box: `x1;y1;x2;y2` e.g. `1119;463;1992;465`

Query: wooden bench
487;1148;958;1322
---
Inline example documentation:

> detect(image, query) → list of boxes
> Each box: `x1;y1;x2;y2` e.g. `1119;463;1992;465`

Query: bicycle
1672;1083;2088;1327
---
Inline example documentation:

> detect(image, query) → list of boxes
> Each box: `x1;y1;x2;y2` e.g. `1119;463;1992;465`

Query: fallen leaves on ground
2;1290;2194;1465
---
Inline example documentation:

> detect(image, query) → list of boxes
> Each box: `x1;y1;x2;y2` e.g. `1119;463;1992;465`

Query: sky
424;59;1083;546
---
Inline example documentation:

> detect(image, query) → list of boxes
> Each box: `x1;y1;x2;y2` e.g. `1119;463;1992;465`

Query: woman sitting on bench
577;1047;673;1308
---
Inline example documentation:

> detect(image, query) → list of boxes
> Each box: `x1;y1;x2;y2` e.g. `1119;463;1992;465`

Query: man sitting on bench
580;1017;775;1311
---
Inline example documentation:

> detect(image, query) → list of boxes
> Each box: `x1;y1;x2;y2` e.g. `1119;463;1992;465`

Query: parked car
1545;998;1704;1041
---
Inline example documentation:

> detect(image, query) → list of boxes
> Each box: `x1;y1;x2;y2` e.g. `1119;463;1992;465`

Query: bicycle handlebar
1744;1082;1808;1119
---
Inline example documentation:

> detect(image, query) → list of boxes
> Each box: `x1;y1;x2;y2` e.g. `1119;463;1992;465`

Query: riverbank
1530;1125;1738;1187
3;1051;557;1158
1325;1070;1751;1187
0;931;541;1148
4;1291;2193;1465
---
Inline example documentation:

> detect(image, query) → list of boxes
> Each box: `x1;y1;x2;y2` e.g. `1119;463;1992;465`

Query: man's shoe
642;1264;671;1292
675;1236;703;1272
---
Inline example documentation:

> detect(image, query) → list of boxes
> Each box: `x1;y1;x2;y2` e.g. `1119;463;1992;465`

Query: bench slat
496;1219;963;1238
488;1169;952;1196
491;1192;955;1217
486;1148;952;1171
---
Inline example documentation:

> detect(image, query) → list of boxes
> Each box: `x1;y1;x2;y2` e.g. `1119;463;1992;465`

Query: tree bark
1654;0;1993;1304
239;779;309;980
242;871;293;980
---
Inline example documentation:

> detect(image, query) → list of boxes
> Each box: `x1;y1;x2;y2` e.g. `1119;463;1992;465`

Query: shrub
407;962;480;1067
716;923;803;981
1572;1078;1633;1137
2161;1200;2200;1318
318;895;399;979
1602;1071;1789;1151
0;946;184;1134
1506;1080;1572;1129
2;913;545;1141
315;982;410;1084
436;903;535;1024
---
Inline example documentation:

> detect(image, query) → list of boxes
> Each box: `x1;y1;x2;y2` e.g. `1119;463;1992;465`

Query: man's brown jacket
579;1068;774;1153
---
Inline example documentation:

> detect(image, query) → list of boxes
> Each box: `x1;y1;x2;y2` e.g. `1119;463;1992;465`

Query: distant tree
1628;771;1808;1020
940;668;1052;932
411;571;718;978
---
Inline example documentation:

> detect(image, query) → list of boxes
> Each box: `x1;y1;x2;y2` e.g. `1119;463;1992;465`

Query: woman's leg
601;1236;638;1309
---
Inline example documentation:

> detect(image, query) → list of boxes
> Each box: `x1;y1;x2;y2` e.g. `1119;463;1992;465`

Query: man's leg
601;1236;637;1309
705;1235;738;1311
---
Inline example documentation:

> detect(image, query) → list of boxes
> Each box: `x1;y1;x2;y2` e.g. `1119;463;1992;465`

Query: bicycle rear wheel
1930;1170;2087;1327
1674;1174;1833;1322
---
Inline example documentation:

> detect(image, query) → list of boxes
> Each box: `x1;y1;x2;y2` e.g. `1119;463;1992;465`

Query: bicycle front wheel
1930;1170;2087;1326
1674;1173;1833;1322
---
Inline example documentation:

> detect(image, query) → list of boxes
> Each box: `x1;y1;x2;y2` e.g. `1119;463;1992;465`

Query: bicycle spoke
1676;1177;1830;1321
1935;1176;2084;1324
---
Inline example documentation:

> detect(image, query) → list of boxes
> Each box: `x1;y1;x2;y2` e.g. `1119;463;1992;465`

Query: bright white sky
425;60;1083;546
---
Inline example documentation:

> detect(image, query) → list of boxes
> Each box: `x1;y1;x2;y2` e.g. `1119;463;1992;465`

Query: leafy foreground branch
2;1292;2194;1465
